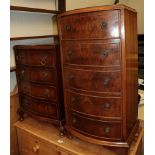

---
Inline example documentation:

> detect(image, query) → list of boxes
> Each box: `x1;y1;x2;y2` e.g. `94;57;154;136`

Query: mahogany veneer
58;4;139;154
14;45;65;136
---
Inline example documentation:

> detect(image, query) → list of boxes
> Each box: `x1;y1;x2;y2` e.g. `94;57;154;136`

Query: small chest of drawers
58;4;139;153
14;45;65;135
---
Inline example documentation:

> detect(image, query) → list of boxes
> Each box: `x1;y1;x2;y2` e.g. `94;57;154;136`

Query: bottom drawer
21;95;58;119
67;111;121;141
17;128;62;155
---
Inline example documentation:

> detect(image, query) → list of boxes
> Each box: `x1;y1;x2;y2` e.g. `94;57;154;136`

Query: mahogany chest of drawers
57;4;139;153
14;45;65;135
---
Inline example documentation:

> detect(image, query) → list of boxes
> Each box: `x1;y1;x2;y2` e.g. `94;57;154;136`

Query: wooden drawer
18;67;56;85
59;10;119;39
67;111;121;140
65;91;121;119
64;68;121;93
19;82;57;101
62;41;120;67
17;128;61;155
15;49;55;67
21;95;58;119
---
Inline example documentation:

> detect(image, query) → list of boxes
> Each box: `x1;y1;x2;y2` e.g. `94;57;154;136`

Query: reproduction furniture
14;45;65;136
58;4;139;154
15;117;144;155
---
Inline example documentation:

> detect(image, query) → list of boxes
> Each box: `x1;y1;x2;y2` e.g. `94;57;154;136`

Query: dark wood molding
10;35;58;41
10;5;60;14
10;66;16;72
58;0;66;13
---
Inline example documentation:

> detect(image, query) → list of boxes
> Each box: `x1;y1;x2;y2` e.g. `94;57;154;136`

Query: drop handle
23;99;28;106
20;70;25;79
67;49;73;62
71;97;76;103
43;89;50;98
69;74;75;81
41;71;48;80
65;25;71;31
104;127;111;134
40;55;47;66
103;77;110;85
32;144;39;153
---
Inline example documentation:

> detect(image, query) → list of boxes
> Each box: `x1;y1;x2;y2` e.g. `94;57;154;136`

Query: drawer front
21;95;58;118
62;41;120;67
18;129;60;155
18;67;56;84
59;10;119;39
67;111;121;140
16;50;55;67
64;68;121;93
66;91;121;118
19;82;57;101
21;96;58;118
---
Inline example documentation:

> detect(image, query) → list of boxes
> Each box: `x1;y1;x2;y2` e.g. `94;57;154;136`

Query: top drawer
58;10;120;40
15;49;55;67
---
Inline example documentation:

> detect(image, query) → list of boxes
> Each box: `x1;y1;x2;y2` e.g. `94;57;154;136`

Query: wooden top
15;118;143;155
13;44;58;50
58;4;137;17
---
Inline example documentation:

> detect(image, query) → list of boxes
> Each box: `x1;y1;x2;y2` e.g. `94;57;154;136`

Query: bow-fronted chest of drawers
57;4;139;153
14;45;65;135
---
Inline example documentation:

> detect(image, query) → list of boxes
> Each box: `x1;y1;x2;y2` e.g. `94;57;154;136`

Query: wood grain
15;118;143;155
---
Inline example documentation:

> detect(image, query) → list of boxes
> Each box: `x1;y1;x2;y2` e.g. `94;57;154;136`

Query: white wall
11;0;57;10
119;0;144;34
66;0;114;10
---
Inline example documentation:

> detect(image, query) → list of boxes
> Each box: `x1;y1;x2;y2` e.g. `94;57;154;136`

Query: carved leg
59;124;65;138
17;108;24;121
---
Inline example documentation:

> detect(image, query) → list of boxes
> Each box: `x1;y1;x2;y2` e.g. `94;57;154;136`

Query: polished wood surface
59;10;119;40
14;45;65;134
65;90;121;119
62;41;120;67
58;4;139;153
15;118;143;155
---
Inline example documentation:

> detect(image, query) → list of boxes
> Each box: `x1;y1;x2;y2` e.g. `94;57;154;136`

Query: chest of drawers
58;4;139;153
14;45;65;136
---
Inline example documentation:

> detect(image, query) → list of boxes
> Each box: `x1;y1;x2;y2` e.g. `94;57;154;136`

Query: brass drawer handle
65;25;71;31
100;21;107;29
68;49;73;56
20;70;25;80
104;127;110;133
104;102;111;109
23;99;28;106
32;144;39;153
67;49;73;62
71;96;76;103
43;89;50;98
103;77;110;85
72;117;77;124
17;55;25;61
40;55;47;66
100;50;109;58
41;71;48;80
69;74;75;81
